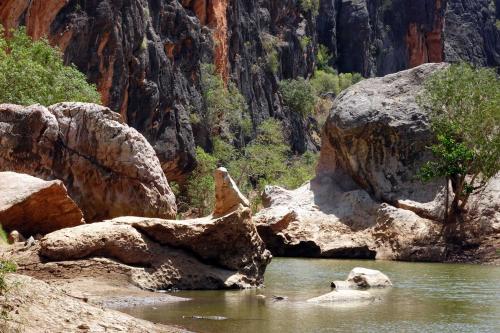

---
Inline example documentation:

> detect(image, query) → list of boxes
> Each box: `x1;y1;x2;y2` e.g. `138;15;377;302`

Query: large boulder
256;64;499;263
318;62;448;212
0;103;176;222
5;169;271;290
0;172;84;236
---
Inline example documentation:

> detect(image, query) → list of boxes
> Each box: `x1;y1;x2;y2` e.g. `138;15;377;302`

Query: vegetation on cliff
177;119;318;216
0;28;100;106
418;63;500;224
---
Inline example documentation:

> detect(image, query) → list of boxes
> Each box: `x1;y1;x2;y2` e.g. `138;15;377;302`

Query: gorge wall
0;0;498;180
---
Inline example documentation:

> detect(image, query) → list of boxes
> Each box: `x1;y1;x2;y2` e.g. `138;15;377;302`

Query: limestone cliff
0;0;498;179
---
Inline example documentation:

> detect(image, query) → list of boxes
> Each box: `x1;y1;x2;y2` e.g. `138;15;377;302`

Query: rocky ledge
256;63;500;263
0;273;191;333
3;168;271;290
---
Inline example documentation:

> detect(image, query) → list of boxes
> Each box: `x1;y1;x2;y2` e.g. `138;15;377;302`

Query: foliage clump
200;64;248;140
0;27;101;106
316;44;334;72
261;33;280;74
418;63;500;224
177;119;318;215
279;78;316;116
299;0;320;16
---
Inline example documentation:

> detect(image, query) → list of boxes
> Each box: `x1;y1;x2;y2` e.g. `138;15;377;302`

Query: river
122;258;500;333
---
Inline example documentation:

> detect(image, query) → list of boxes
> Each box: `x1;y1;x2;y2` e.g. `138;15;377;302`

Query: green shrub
200;63;247;139
181;119;319;215
261;33;280;74
299;0;320;16
316;44;334;73
311;70;340;96
186;147;218;216
0;27;100;106
299;36;312;50
277;151;318;189
279;78;316;116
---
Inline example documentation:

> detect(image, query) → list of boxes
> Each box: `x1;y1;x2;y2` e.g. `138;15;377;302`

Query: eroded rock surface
257;64;499;263
214;167;250;216
0;171;83;236
0;274;190;333
4;169;271;290
307;289;375;304
0;102;176;222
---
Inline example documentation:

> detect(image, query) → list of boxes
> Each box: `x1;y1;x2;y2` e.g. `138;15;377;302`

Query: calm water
122;259;500;333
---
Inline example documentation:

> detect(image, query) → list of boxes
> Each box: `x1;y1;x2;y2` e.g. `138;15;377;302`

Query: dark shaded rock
317;0;499;77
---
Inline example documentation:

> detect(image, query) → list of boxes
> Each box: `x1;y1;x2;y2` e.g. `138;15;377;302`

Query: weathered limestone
0;172;84;236
1;274;190;333
213;167;250;216
256;64;499;263
5;169;271;290
0;102;177;222
307;290;375;303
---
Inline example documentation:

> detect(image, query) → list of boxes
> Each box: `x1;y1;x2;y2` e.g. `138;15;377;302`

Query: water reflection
123;259;500;333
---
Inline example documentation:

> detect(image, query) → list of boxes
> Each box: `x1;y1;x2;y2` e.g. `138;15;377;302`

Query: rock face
5;169;271;290
318;0;500;77
1;274;189;333
0;103;177;222
256;64;499;263
3;1;496;178
0;171;84;236
319;63;447;209
0;0;320;179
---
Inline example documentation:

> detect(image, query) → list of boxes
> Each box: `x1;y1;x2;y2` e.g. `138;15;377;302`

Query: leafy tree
418;63;500;224
186;147;218;217
279;78;316;116
311;70;340;96
0;27;100;106
230;119;290;192
316;44;333;73
181;119;318;215
299;0;320;16
200;63;247;140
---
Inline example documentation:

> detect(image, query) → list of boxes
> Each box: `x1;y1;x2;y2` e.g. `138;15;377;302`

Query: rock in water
0;172;84;236
346;267;392;289
0;103;176;222
307;290;375;303
213;167;250;217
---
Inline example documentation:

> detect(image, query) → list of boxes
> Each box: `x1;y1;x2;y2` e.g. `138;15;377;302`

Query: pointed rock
213;167;250;216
